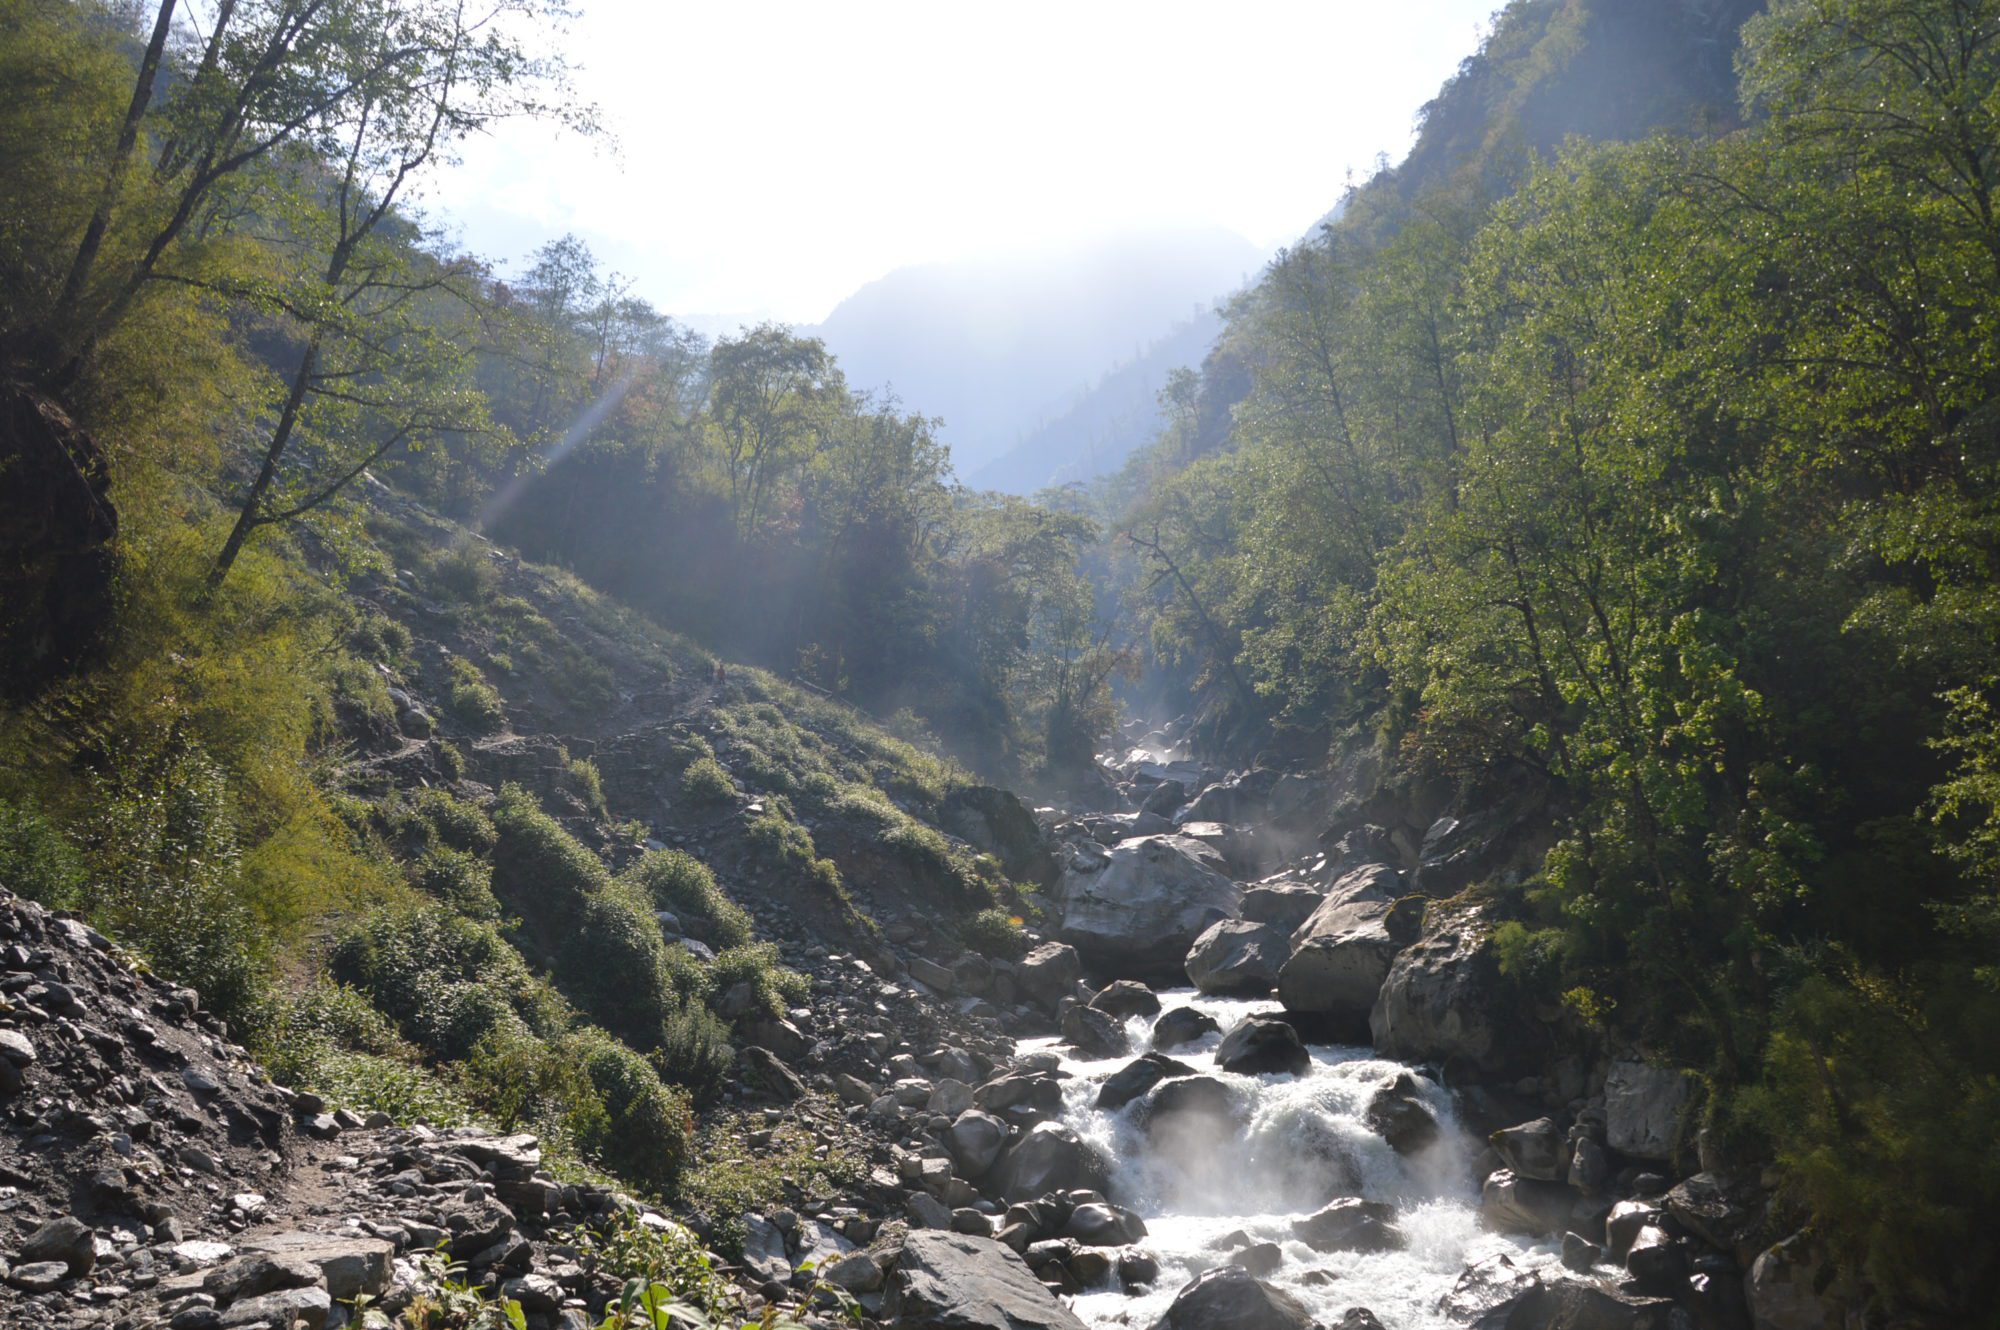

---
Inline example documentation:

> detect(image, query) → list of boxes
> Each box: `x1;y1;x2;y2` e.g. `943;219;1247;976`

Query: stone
1665;1172;1756;1253
241;1234;393;1302
1480;1168;1575;1236
6;1261;70;1292
1016;944;1083;1011
992;1122;1112;1203
441;1196;515;1258
218;1286;331;1330
1560;1231;1602;1272
1370;899;1526;1075
1150;1006;1221;1051
1213;1015;1310;1076
204;1253;321;1305
1490;1117;1567;1182
1625;1225;1689;1293
0;1029;35;1063
1151;1264;1313;1330
1230;1242;1283;1276
1239;881;1324;932
20;1216;95;1276
1184;919;1288;996
1363;1072;1440;1154
929;1079;975;1116
821;1251;886;1294
884;1230;1087;1330
1567;1136;1610;1193
974;1071;1064;1119
1061;1203;1146;1247
1119;1250;1161;1288
1290;1199;1402;1253
1336;1312;1386;1330
947;1110;1010;1177
1057;835;1241;978
741;1214;791;1285
908;1193;954;1230
1060;1003;1128;1059
501;1274;563;1313
1277;864;1403;1038
1139;1076;1242;1143
1095;1053;1195;1112
739;1046;806;1100
1089;980;1162;1018
1604;1061;1693;1162
1605;1201;1661;1259
910;957;958;992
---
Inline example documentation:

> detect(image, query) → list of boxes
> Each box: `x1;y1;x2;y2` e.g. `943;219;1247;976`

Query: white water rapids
1019;990;1552;1330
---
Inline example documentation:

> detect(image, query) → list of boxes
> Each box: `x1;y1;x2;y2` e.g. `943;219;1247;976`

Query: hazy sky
434;1;1499;325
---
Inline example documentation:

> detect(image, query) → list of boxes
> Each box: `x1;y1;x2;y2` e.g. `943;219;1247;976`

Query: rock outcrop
1056;835;1241;978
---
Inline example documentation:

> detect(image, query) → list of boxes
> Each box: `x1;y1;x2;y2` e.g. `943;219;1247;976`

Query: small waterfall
1019;991;1550;1329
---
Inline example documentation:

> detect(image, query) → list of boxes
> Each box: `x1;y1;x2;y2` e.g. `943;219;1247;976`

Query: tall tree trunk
55;0;178;331
208;328;322;588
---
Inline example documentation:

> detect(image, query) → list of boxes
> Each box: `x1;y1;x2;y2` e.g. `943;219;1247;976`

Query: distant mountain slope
967;308;1226;495
806;228;1262;476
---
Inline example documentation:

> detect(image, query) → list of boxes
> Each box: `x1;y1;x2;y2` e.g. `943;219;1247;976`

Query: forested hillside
1093;0;2000;1308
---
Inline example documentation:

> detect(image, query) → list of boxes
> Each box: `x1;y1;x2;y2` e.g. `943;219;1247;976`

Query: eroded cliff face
0;385;116;700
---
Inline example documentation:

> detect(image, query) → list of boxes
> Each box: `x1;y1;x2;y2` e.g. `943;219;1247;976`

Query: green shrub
347;609;413;665
565;754;609;817
680;757;735;805
75;734;266;1027
414;787;496;854
655;1001;734;1105
258;981;472;1127
464;1025;610;1163
559;884;679;1048
330;901;566;1057
709;942;810;1020
963;907;1027;959
443;657;505;731
327;656;397;734
0;797;84;909
411;846;500;919
491;784;611;903
621;849;752;948
566;1027;695;1195
429;542;499;603
746;812;843;894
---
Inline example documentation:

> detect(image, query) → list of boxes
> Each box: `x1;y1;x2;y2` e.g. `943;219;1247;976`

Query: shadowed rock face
0;385;116;700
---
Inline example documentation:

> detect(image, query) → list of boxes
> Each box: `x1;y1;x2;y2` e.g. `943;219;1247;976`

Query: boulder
1095;1053;1195;1112
1480;1168;1576;1236
885;1230;1087;1330
941;785;1058;887
992;1122;1111;1203
1060;1003;1129;1059
1625;1224;1689;1293
1239;881;1324;932
1370;899;1527;1075
19;1217;95;1277
1057;835;1241;977
1061;1202;1147;1247
1490;1118;1567;1182
1290;1199;1402;1253
947;1110;1010;1178
1604;1061;1693;1162
1139;1076;1243;1143
1151;1264;1313;1330
1151;1006;1221;1051
1214;1015;1310;1076
219;1287;332;1330
1089;980;1163;1019
1411;782;1547;897
1185;919;1288;996
1277;864;1404;1038
1664;1172;1756;1253
1016;943;1083;1011
1438;1252;1545;1329
1364;1072;1441;1155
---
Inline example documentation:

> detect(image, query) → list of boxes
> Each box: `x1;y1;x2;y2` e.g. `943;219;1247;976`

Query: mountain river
1017;990;1553;1329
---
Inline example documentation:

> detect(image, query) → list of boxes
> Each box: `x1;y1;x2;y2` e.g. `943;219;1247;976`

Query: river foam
1018;990;1552;1329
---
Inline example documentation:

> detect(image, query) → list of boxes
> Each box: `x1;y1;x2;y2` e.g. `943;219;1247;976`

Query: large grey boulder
1239;881;1323;932
885;1230;1088;1330
1095;1053;1195;1112
1490;1118;1567;1182
1276;864;1404;1037
1151;1006;1221;1051
1058;835;1240;977
1213;1015;1310;1076
1060;1003;1128;1059
1369;899;1528;1075
1604;1061;1693;1162
1185;919;1288;995
1290;1199;1402;1253
941;785;1058;887
1151;1265;1313;1330
991;1122;1111;1202
1016;942;1083;1011
1480;1169;1576;1236
946;1110;1009;1178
